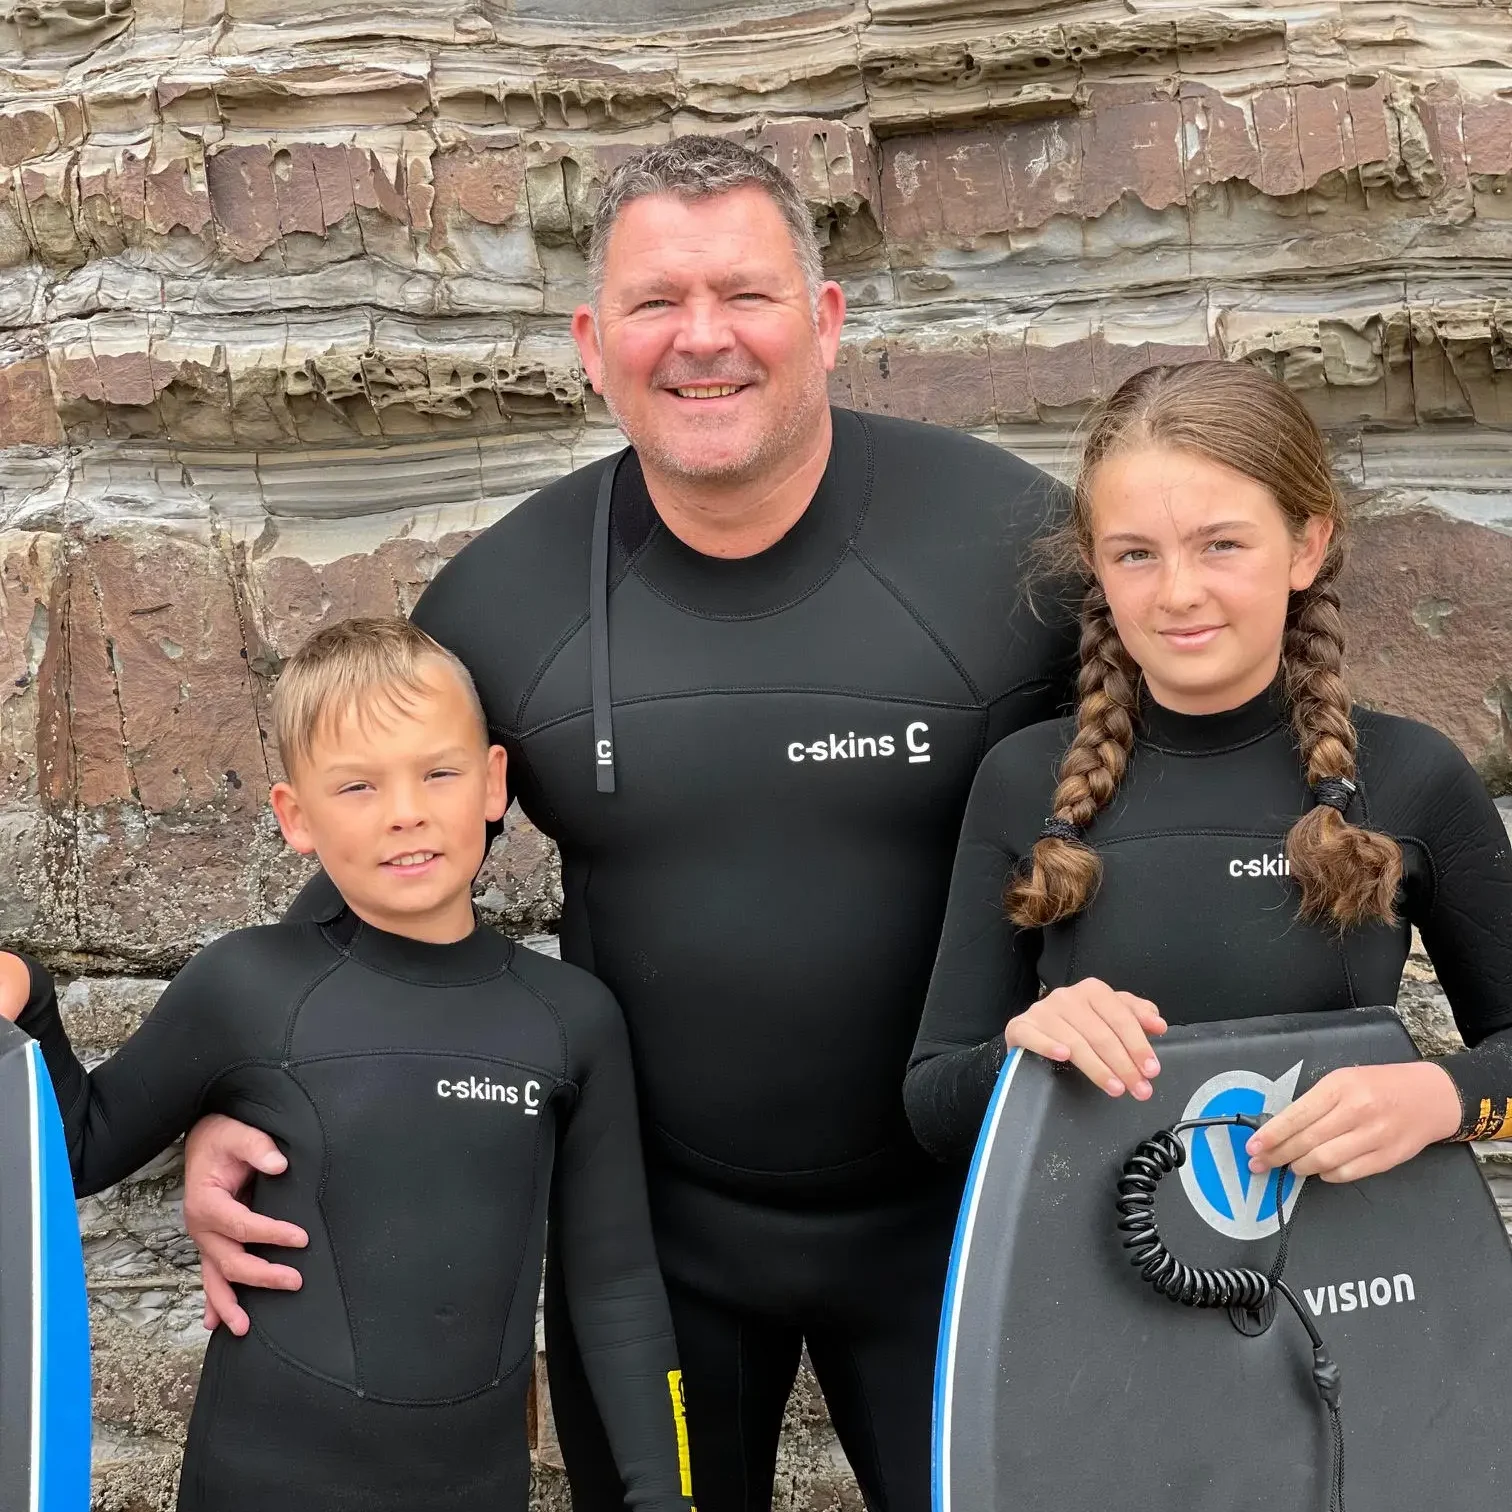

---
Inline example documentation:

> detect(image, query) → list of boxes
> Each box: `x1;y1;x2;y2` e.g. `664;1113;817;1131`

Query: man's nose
672;296;736;355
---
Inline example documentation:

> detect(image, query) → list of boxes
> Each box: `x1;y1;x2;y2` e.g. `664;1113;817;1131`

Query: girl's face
1087;446;1333;715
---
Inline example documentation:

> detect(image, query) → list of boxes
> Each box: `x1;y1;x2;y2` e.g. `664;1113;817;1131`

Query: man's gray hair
587;135;825;307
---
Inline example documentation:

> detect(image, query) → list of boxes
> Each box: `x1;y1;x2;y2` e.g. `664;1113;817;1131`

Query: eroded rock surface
3;2;1510;1507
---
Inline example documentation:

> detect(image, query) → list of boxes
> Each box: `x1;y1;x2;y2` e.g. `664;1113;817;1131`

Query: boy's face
270;660;507;942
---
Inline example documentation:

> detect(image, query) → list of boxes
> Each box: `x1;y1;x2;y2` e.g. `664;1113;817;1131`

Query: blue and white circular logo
1177;1063;1307;1241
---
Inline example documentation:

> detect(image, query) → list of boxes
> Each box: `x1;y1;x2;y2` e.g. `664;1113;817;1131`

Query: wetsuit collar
588;406;872;795
615;406;870;619
323;906;512;985
1137;679;1290;754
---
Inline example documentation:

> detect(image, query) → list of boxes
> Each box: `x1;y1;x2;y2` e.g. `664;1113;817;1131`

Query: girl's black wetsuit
904;685;1512;1161
13;909;695;1512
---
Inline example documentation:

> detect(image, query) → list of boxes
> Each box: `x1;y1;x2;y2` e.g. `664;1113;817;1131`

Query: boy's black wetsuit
395;408;1078;1511
904;685;1512;1161
12;911;695;1512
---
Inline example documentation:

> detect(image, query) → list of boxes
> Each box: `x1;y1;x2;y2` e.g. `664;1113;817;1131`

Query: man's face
573;186;845;485
270;661;508;941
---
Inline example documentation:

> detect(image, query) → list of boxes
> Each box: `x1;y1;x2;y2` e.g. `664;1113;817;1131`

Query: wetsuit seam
245;1319;532;1405
830;1338;887;1510
288;1047;555;1080
851;543;986;707
501;962;573;1089
1135;727;1287;757
735;1318;751;1508
493;1116;548;1389
284;1065;365;1395
515;554;646;734
630;553;853;623
577;1327;682;1356
984;675;1060;709
280;951;357;1061
331;929;511;989
649;1120;897;1179
490;924;559;1399
517;685;980;741
625;411;876;626
1090;826;1310;846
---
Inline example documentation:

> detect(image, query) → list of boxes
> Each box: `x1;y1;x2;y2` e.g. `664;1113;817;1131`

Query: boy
0;618;696;1512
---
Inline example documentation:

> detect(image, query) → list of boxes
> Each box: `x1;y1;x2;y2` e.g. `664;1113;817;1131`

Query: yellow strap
667;1370;694;1500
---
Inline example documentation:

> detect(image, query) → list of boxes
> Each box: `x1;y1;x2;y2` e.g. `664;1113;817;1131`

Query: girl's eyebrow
1101;520;1253;547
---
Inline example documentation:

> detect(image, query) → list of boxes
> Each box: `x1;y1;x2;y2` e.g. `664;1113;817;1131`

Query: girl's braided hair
1006;361;1401;931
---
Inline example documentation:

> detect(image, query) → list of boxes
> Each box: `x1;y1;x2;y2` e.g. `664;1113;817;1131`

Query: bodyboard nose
0;1018;93;1512
935;1008;1512;1512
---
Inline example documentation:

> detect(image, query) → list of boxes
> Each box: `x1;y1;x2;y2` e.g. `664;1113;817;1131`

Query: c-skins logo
1177;1063;1306;1240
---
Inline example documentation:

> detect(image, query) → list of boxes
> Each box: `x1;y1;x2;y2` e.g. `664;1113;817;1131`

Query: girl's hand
1005;978;1167;1099
1246;1062;1462;1181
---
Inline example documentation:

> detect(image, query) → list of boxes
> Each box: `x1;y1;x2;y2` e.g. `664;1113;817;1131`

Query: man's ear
572;305;604;394
484;745;509;824
270;780;318;856
815;281;846;371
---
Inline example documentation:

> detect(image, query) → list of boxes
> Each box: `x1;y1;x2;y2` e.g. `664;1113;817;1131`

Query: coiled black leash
1115;1115;1346;1512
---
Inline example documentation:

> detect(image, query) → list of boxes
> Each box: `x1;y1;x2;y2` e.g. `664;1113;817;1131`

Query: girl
904;361;1512;1180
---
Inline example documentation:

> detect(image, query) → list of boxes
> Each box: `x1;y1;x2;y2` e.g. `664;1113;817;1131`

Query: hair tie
1040;816;1084;844
1310;776;1356;814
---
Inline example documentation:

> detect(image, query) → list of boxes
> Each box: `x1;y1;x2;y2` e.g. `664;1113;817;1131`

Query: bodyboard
935;1008;1512;1511
0;1017;93;1512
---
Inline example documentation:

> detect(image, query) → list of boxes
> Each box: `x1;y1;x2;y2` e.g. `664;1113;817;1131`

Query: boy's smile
270;660;508;943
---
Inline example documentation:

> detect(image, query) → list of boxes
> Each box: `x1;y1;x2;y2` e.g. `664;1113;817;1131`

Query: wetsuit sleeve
12;947;246;1196
555;991;695;1512
1398;758;1512;1141
904;746;1045;1162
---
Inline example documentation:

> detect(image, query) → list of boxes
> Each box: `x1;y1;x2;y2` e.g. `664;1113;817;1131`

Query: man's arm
555;986;695;1512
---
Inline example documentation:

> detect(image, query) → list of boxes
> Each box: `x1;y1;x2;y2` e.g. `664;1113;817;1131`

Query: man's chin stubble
604;369;827;486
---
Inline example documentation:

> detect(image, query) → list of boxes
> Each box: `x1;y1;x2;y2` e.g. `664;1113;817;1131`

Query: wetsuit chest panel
1037;831;1370;1019
1031;735;1411;1021
577;560;982;708
272;968;562;1402
290;1053;552;1401
522;693;981;1182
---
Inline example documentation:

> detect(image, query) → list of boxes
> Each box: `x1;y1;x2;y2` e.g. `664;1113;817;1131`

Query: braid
1283;563;1403;927
1006;589;1140;927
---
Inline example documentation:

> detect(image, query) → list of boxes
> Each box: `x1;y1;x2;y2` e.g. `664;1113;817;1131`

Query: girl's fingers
1006;1018;1071;1063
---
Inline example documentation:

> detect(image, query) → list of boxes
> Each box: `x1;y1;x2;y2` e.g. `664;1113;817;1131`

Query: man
182;136;1077;1511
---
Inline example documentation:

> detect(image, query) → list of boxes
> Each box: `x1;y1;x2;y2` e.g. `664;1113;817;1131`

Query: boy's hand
183;1114;308;1335
0;951;31;1022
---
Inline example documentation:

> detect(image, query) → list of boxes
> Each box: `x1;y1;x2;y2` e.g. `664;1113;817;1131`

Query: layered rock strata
2;2;1510;1507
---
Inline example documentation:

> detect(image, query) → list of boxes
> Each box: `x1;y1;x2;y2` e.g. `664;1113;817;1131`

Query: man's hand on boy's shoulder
0;950;32;1022
183;1113;309;1336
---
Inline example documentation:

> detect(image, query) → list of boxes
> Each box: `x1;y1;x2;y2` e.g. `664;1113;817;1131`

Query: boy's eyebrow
319;744;475;775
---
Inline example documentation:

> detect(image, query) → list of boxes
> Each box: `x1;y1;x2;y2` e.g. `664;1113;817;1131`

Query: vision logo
1177;1064;1306;1240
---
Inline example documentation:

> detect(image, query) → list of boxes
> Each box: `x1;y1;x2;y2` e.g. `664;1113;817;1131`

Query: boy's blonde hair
272;617;489;775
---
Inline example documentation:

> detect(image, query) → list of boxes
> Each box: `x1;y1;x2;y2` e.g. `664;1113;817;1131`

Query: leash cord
1114;1115;1345;1512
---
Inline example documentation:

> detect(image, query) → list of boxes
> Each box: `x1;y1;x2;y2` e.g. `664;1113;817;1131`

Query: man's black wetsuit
12;911;695;1512
400;408;1077;1510
904;684;1512;1161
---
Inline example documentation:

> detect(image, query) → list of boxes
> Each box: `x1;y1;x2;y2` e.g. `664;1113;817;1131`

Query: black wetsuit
12;911;695;1512
904;684;1512;1162
395;407;1078;1511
